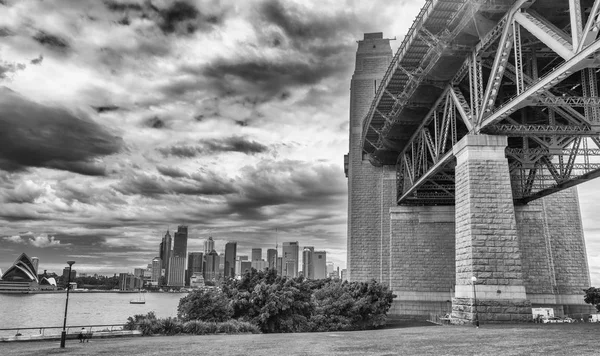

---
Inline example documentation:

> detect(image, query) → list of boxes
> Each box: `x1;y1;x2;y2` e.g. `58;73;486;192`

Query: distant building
151;257;161;283
276;257;283;275
341;269;347;281
187;252;203;286
302;247;314;279
168;256;186;287
119;273;142;291
240;261;252;275
327;262;334;275
161;230;172;284
251;248;262;261
173;226;188;258
62;267;76;285
189;272;205;288
267;249;277;270
204;236;215;254
204;250;219;281
251;260;268;271
225;242;237;278
282;242;299;277
284;260;296;278
134;268;145;278
314;251;327;279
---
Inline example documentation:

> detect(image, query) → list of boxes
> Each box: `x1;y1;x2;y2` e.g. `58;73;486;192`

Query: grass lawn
2;322;598;356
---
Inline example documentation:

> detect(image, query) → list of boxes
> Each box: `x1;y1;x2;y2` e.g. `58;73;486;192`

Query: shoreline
0;290;188;294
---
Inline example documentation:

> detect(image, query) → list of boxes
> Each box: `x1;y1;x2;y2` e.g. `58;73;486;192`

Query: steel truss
388;0;600;205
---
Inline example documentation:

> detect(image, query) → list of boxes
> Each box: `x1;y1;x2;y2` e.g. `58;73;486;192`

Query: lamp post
60;260;75;348
471;276;479;328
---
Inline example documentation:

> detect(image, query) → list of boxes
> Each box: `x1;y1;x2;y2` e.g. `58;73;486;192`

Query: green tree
583;287;600;312
177;288;232;322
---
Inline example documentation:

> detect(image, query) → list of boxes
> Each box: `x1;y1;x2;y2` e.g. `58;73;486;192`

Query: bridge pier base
451;134;532;323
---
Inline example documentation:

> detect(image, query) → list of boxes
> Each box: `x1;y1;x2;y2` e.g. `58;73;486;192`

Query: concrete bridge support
451;135;531;323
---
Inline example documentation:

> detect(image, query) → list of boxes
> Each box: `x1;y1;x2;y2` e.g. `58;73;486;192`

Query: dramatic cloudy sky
0;0;599;285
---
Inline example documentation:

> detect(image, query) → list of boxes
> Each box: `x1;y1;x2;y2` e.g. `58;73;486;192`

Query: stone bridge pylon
346;0;600;323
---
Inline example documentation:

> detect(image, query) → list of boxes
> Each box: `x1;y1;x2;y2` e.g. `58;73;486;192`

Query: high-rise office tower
204;236;215;254
151;257;161;283
187;252;203;286
224;242;237;278
173;225;188;258
168;256;185;287
314;251;327;279
267;249;277;270
302;247;314;279
204;249;219;281
251;248;262;261
161;230;172;284
284;260;296;278
282;242;299;277
276;257;283;275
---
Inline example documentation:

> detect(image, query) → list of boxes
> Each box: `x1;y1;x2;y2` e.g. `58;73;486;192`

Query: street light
471;276;479;328
60;260;75;348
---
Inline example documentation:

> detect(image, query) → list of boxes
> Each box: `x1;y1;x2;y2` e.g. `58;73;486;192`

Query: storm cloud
158;136;268;158
0;88;124;176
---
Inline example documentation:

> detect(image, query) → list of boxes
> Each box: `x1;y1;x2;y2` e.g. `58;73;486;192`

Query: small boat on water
129;290;145;304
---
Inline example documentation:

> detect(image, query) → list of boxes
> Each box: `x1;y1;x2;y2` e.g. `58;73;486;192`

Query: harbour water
0;292;184;337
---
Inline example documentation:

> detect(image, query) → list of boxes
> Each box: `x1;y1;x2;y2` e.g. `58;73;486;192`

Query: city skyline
0;0;600;286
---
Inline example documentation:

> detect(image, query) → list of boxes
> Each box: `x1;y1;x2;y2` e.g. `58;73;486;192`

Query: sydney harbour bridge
347;0;599;322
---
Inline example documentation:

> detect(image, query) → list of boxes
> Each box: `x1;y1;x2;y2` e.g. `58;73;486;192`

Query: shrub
124;311;157;330
138;318;161;336
178;288;233;322
160;317;183;335
183;320;210;335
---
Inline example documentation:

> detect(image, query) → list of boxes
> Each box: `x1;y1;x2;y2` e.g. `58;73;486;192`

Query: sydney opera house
0;253;56;292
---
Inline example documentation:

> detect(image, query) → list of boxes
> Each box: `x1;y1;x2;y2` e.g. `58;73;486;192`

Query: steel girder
386;0;600;205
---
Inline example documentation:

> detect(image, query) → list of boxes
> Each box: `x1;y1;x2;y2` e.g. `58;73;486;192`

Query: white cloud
4;235;24;244
28;234;64;248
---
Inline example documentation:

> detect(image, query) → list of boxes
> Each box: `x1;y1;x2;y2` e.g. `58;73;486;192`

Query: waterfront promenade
2;323;598;355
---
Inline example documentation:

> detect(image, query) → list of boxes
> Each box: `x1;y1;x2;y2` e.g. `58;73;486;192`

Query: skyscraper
161;230;172;284
314;251;327;279
204;236;215;254
173;225;188;258
282;242;299;277
251;248;262;261
224;242;237;278
267;249;277;270
168;256;185;287
204;250;219;281
302;247;314;279
151;257;161;283
187;252;203;286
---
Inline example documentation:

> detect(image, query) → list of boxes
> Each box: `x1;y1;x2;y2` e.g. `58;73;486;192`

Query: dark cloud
104;0;226;35
2;182;45;204
113;171;236;197
157;145;198;158
0;88;124;176
156;165;189;178
55;181;127;206
0;27;13;37
157;136;268;157
30;55;43;65
103;0;143;12
0;61;25;79
92;105;121;114
145;116;165;129
222;160;347;220
33;31;70;51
